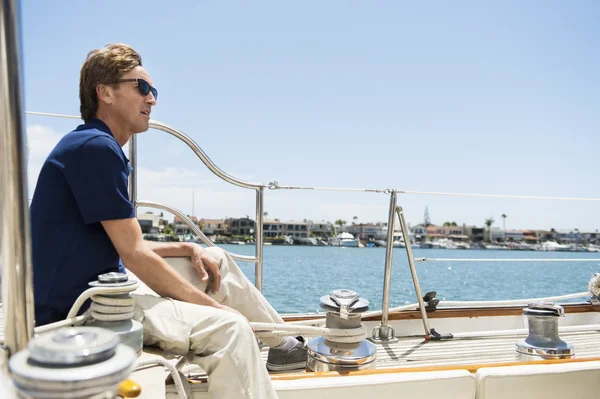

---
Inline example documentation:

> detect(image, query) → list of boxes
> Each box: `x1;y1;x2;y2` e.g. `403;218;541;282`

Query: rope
90;292;136;321
286;303;421;326
251;322;366;343
66;283;139;320
267;181;600;200
267;181;389;193
34;314;91;334
135;359;189;399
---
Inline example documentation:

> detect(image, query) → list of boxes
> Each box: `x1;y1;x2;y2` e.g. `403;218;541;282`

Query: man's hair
79;44;143;122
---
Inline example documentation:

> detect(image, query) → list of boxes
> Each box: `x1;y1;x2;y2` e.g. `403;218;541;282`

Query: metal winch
84;272;144;355
307;289;377;372
516;302;574;361
8;326;137;398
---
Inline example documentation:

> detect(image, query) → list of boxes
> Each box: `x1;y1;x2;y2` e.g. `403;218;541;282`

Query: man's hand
191;247;222;294
102;218;218;308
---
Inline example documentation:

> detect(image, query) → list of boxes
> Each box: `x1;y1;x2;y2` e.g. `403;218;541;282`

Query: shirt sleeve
63;136;135;224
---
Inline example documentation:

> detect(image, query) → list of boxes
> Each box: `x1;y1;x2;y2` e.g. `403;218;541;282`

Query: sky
20;1;600;232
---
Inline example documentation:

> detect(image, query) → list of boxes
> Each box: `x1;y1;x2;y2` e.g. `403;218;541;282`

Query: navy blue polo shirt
30;118;135;326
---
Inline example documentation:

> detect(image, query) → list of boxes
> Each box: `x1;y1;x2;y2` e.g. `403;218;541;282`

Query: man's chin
134;122;150;134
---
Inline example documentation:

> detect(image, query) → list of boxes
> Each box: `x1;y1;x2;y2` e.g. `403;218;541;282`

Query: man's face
110;66;156;134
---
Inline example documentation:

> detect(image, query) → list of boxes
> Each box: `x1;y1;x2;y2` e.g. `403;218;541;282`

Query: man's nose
146;93;157;105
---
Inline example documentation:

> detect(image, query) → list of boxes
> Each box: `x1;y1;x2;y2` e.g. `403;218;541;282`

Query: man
30;43;305;399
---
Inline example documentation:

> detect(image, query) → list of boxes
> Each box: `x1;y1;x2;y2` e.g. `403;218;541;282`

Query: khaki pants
130;247;281;399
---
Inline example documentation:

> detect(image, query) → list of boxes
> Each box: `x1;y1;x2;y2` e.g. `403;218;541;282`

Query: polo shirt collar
77;117;113;136
77;118;131;164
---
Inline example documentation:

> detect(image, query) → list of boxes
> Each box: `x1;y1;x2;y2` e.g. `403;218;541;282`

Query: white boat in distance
539;241;571;251
329;232;360;247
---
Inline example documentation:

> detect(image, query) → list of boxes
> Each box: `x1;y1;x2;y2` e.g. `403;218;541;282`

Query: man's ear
96;84;113;105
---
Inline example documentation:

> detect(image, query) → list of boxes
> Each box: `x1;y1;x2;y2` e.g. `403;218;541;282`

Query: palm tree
263;211;269;219
335;219;347;233
484;217;494;242
501;214;507;232
352;216;358;225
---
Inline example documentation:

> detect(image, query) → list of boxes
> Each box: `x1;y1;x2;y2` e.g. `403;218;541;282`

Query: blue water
217;244;600;314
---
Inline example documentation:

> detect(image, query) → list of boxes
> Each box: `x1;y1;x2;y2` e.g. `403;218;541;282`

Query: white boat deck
3;305;599;388
170;330;600;382
270;331;600;371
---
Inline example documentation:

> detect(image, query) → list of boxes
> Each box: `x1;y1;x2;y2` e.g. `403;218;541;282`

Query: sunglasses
115;78;158;100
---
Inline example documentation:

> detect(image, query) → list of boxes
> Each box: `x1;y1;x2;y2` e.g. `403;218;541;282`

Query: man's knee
191;309;255;353
219;311;252;335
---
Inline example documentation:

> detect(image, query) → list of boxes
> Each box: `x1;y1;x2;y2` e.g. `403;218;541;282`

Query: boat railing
22;111;600;341
130;121;268;288
23;111;429;338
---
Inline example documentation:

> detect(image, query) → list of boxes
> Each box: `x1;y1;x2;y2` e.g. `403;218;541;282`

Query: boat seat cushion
476;360;600;399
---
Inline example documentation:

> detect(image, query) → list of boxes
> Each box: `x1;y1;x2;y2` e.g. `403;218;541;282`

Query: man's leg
132;293;278;399
165;247;285;347
136;247;307;370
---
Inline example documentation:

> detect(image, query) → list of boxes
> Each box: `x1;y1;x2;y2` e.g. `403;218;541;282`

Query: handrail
268;181;600;202
138;201;215;247
254;188;265;291
128;134;138;217
370;192;434;342
396;206;431;337
1;0;36;356
149;120;265;190
25;112;266;287
130;120;265;288
267;181;390;194
136;200;258;264
376;190;397;339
